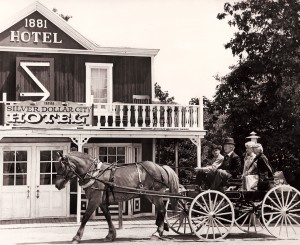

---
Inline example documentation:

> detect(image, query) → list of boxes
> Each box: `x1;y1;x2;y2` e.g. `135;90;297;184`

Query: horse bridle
57;154;100;185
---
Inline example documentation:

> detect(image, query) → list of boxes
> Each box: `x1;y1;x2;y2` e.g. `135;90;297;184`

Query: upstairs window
85;63;113;105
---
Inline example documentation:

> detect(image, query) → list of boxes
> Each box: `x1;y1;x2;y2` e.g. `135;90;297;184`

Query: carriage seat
225;176;243;191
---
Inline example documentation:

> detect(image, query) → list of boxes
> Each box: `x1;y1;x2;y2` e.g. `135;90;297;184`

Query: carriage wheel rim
188;190;234;241
262;185;300;239
165;199;193;235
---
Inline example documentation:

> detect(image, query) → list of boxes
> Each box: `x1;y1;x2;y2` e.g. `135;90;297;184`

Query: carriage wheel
262;185;300;239
165;198;193;235
188;190;234;241
234;201;264;233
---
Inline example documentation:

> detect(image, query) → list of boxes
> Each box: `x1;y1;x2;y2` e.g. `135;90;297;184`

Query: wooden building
0;1;205;221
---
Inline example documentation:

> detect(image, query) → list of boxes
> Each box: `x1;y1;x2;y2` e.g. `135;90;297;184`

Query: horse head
54;152;77;190
55;151;95;190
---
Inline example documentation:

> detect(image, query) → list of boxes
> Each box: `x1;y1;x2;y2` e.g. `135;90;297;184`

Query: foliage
53;8;72;22
216;0;300;188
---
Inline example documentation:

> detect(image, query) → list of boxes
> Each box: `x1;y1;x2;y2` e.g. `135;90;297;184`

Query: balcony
93;102;203;130
0;100;204;131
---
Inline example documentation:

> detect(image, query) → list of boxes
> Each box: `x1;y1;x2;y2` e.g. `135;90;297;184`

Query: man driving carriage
195;137;242;192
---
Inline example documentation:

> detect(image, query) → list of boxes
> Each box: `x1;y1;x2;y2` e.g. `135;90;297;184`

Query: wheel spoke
286;192;298;209
214;217;229;231
217;211;233;216
190;208;209;216
212;219;222;237
215;216;233;223
288;213;300;223
206;220;211;239
168;213;181;219
195;200;209;213
287;215;299;230
201;195;210;212
288;208;300;213
215;203;230;214
274;191;283;208
195;218;208;233
286;215;297;235
266;213;281;226
285;188;291;207
263;211;281;215
235;212;248;222
287;199;300;211
214;197;225;211
213;193;219;211
266;195;282;210
264;204;281;212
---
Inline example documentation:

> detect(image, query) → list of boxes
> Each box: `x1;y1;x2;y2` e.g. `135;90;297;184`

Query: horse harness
59;157;170;206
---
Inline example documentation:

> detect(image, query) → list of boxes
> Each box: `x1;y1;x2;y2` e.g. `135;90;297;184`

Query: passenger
252;143;274;191
194;144;224;189
242;141;258;190
195;138;241;192
210;138;242;191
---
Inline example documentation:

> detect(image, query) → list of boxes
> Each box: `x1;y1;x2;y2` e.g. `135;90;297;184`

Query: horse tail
162;165;179;209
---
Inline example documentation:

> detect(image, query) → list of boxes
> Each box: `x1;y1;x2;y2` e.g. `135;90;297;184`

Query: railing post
199;96;204;130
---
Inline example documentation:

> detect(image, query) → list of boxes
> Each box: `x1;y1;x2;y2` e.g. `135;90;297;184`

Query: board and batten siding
0;51;152;103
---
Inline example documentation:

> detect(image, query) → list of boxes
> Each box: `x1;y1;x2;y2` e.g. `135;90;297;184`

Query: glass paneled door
35;146;69;217
0;144;69;219
0;147;31;219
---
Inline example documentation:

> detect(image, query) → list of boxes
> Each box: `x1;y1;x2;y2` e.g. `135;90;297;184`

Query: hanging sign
4;101;93;128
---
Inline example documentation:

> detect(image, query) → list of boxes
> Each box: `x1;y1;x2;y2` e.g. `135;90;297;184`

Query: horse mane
67;152;94;164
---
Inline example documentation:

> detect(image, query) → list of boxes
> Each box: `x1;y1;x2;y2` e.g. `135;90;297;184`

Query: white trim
85;62;113;105
20;62;50;101
0;46;159;57
0;2;159;57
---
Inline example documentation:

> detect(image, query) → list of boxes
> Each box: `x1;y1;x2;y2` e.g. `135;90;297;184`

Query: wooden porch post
71;136;90;224
175;139;179;175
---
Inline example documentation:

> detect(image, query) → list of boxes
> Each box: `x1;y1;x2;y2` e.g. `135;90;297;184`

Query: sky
0;0;238;105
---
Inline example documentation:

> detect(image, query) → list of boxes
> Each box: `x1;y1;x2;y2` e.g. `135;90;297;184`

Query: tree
216;0;300;187
53;8;72;22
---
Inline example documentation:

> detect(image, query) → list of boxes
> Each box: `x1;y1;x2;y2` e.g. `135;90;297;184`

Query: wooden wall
0;51;152;103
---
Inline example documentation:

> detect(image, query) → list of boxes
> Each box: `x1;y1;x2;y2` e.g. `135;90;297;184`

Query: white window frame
85;63;113;105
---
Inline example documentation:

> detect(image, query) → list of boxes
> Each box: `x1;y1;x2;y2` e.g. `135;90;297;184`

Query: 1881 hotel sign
4;101;93;128
0;11;85;49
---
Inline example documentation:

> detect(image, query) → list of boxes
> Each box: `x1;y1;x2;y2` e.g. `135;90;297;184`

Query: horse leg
147;197;167;239
72;198;99;244
100;202;116;241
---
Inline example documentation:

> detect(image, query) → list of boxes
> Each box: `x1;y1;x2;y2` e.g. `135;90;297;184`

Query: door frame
0;142;70;219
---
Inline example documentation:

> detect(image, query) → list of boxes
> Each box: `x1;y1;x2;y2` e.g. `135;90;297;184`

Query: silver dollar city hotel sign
4;101;93;128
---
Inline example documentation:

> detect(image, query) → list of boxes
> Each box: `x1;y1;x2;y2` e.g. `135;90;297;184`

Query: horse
54;151;179;244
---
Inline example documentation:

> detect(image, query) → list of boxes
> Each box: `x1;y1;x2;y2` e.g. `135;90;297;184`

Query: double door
0;144;69;219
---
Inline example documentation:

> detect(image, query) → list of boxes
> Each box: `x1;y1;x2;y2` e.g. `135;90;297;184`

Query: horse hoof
105;234;116;242
71;238;80;244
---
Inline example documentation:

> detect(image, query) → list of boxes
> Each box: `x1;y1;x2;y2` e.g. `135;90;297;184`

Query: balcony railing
0;100;204;131
93;102;203;130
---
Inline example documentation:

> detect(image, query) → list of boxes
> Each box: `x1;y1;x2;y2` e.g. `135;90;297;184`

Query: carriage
165;180;300;241
54;151;300;243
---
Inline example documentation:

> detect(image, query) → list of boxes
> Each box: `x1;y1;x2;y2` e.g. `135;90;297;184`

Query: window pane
3;151;15;161
108;147;116;155
40;162;51;173
99;147;107;155
117;156;125;164
108;156;116;163
40;174;51;185
3;175;14;185
91;68;107;103
16;174;27;185
3;163;14;173
40;151;51;161
117;147;125;155
99;156;107;162
52;164;56;173
16;162;27;173
16;151;27;161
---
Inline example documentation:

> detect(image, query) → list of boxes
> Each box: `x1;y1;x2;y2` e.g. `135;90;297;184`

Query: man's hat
223;137;235;145
212;144;222;151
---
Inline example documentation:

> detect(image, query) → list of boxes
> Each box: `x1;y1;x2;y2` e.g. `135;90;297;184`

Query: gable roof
0;1;159;57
